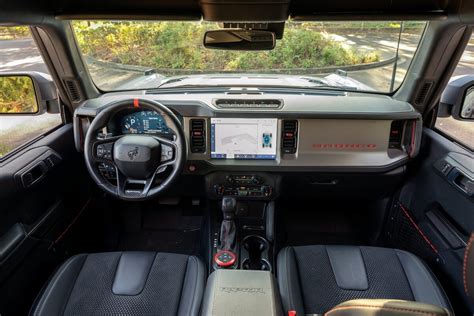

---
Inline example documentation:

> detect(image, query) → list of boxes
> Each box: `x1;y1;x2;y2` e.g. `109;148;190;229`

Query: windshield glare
72;21;426;93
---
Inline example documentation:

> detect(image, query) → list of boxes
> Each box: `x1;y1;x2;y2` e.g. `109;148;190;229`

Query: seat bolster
277;247;305;315
177;255;206;316
325;299;452;316
395;249;452;311
30;254;88;316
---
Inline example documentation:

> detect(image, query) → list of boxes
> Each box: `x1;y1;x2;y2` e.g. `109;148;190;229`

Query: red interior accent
288;311;297;316
399;203;439;254
214;250;237;267
133;98;140;108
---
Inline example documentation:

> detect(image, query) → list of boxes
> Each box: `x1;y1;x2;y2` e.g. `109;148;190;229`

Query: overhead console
200;0;290;22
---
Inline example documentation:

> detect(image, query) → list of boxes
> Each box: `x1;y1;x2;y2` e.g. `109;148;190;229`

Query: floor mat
280;200;370;247
115;200;204;255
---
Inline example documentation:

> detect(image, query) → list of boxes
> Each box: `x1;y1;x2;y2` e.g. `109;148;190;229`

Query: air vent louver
415;82;433;105
64;80;81;102
282;120;298;154
389;120;404;149
215;99;282;109
190;119;206;153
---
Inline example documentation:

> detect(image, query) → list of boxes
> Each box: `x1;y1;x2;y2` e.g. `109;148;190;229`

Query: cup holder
241;235;271;271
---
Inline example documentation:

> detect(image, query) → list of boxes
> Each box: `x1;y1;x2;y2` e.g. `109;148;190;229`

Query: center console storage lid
202;270;282;315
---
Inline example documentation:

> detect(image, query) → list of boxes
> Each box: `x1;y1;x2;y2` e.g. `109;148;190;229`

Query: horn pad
113;135;161;179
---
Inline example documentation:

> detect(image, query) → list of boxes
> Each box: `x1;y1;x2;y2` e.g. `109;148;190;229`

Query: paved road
0;38;58;149
0;39;49;73
325;32;417;91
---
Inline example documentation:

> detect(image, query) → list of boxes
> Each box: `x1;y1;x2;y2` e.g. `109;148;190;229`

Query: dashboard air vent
282;120;298;154
64;79;81;102
389;120;404;149
215;99;282;109
190;119;206;153
415;82;433;105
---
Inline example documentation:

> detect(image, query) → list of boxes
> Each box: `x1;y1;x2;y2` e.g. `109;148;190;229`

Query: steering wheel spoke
154;135;179;171
115;161;174;199
90;135;122;163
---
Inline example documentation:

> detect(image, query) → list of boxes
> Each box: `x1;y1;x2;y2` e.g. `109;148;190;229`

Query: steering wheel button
96;145;105;157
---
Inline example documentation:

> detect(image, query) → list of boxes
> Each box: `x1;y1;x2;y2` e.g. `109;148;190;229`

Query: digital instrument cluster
121;110;171;135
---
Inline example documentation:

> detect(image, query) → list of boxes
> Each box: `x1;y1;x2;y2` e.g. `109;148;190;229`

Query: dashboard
74;91;422;176
73;92;423;200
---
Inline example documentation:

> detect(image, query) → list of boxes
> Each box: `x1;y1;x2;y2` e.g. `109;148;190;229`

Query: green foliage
73;21;381;73
0;144;12;157
0;76;38;113
0;26;30;40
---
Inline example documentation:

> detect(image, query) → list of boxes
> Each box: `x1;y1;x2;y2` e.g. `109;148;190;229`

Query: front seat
277;245;452;315
30;251;205;316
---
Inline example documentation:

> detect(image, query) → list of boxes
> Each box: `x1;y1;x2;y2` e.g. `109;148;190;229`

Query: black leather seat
277;245;451;315
30;251;205;316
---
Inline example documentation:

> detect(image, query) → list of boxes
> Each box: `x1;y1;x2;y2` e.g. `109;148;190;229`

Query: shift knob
221;196;237;220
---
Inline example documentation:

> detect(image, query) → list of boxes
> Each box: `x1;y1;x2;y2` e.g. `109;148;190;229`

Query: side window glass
435;34;474;149
0;26;62;158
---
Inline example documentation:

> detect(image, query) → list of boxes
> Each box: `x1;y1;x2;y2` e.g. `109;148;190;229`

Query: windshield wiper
299;76;357;91
156;76;188;88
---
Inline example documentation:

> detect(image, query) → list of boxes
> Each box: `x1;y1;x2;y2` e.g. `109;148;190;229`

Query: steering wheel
84;99;186;201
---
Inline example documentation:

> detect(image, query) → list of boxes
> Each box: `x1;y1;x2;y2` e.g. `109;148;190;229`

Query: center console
211;194;275;272
206;173;280;200
201;270;282;316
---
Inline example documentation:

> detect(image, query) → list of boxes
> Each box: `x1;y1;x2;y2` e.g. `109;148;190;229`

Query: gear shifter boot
219;219;236;250
219;197;237;251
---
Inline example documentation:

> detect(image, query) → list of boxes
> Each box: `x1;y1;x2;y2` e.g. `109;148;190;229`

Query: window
0;26;62;158
71;21;425;93
435;34;474;150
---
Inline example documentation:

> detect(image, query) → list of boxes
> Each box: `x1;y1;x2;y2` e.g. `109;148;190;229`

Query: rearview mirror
438;75;474;121
0;72;59;115
203;29;275;51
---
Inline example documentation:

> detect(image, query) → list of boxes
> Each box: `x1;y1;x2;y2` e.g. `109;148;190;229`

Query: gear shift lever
215;197;237;268
222;196;237;220
219;196;237;250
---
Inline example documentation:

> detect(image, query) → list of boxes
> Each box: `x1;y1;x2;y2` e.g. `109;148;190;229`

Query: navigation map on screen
210;118;278;159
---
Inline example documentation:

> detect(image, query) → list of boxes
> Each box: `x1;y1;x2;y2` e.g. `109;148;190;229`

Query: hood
117;73;375;91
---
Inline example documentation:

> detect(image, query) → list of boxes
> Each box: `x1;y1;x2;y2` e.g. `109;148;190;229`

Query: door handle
21;161;47;188
449;168;473;197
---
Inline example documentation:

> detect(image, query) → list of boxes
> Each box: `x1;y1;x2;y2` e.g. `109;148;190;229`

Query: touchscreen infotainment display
211;118;278;160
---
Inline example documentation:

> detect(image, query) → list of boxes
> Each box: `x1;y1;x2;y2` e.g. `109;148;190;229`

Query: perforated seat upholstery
30;251;205;316
277;245;451;315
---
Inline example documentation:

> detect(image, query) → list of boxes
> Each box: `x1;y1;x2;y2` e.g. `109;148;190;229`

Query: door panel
0;124;92;315
395;128;473;313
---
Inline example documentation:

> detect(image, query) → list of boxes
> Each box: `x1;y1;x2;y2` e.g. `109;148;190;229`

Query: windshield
72;21;426;93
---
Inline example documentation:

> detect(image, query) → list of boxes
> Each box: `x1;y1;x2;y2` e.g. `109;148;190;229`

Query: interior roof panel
0;0;468;23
